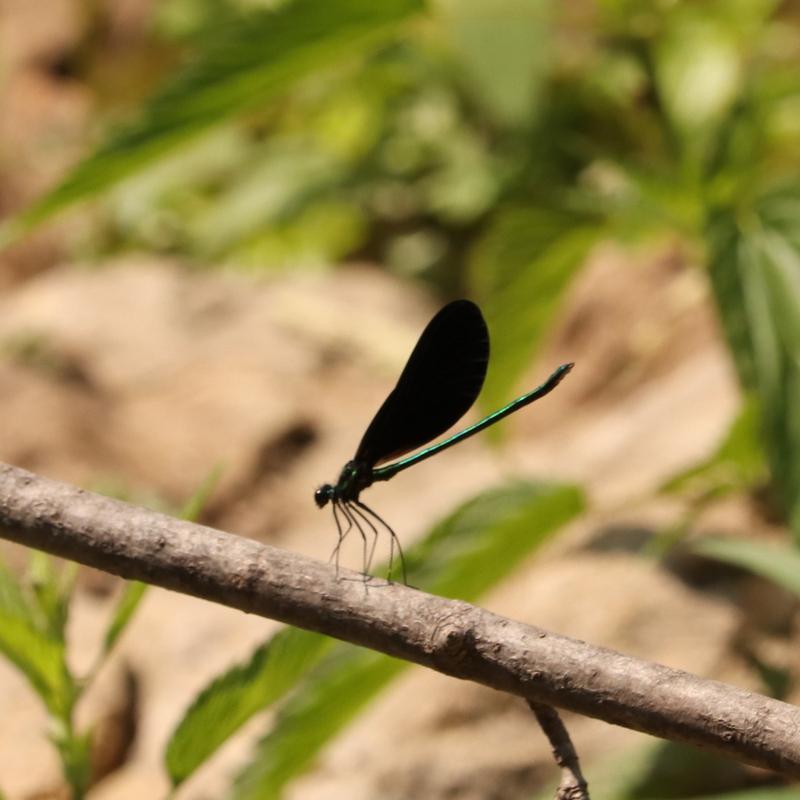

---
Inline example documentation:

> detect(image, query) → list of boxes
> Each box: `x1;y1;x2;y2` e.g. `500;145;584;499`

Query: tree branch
528;701;590;799
1;462;799;777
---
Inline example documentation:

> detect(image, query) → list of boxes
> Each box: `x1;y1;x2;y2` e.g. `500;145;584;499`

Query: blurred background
1;0;800;798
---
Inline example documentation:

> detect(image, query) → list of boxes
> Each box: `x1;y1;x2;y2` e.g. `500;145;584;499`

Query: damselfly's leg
348;502;380;575
330;500;352;577
354;500;407;585
338;501;369;575
335;502;372;584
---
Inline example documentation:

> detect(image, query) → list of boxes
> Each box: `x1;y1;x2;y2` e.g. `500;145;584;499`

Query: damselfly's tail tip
548;362;574;387
557;362;575;378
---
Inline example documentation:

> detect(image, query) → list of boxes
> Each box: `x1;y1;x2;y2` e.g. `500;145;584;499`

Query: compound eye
314;486;331;508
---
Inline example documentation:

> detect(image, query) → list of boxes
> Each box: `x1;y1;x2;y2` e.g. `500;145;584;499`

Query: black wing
355;299;489;467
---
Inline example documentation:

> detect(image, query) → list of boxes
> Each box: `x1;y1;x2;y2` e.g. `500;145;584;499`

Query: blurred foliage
5;0;800;430
709;186;800;537
691;537;800;600
543;739;790;800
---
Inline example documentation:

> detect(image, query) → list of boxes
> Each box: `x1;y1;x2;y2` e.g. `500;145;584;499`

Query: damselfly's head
314;484;334;508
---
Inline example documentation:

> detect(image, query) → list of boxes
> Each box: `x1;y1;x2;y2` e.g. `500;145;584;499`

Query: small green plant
0;470;219;799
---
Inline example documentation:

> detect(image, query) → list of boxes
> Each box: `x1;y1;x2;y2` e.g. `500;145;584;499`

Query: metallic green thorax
314;459;374;507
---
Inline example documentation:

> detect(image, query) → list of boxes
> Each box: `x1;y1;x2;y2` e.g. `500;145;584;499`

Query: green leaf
52;725;92;799
166;628;332;787
659;398;767;501
468;206;600;421
691;536;800;598
0;0;425;246
0;560;73;719
439;0;552;127
101;581;149;657
707;209;758;386
404;480;585;600
233;648;405;800
231;480;584;799
707;187;800;538
178;463;223;523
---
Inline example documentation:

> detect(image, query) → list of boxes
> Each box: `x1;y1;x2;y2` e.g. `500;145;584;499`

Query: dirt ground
1;3;798;799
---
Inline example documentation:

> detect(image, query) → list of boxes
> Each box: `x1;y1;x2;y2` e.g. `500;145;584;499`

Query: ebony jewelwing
315;299;573;582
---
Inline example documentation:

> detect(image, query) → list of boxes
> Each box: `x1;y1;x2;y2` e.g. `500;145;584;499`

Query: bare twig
2;462;800;777
528;701;589;800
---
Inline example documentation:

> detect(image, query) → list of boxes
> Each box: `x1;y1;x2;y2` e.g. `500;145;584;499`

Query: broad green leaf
659;398;767;501
403;480;584;599
438;0;552;127
0;561;73;719
166;628;332;786
233;648;405;800
0;0;425;246
691;537;800;598
468;206;600;421
708;187;800;537
231;481;584;799
102;466;222;657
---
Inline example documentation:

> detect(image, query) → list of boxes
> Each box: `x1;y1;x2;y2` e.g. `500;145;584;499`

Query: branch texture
1;463;799;777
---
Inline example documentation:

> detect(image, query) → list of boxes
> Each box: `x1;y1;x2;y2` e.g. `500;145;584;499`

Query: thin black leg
339;501;369;574
348;501;380;574
354;500;407;585
331;500;351;576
